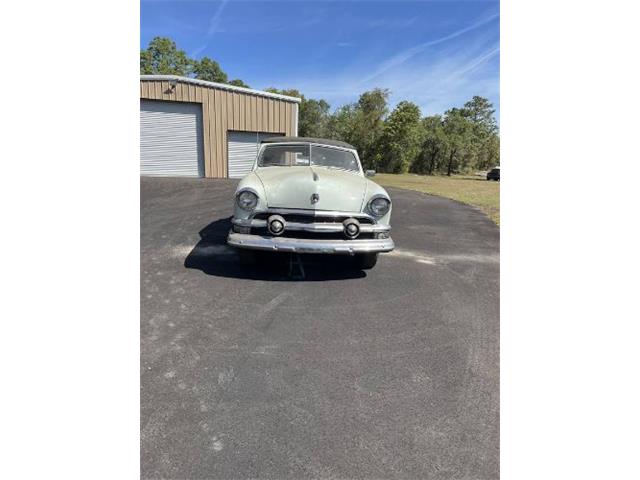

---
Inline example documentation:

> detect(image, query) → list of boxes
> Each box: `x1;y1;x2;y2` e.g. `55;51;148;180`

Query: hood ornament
310;193;320;204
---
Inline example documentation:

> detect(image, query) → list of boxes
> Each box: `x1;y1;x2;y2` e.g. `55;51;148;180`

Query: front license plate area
297;247;335;254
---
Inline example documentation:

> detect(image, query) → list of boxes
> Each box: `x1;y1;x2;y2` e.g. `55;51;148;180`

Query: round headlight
369;197;390;217
236;190;258;211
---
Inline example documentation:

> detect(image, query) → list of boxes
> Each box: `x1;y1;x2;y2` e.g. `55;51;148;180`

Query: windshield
258;144;359;172
258;145;310;167
311;145;359;171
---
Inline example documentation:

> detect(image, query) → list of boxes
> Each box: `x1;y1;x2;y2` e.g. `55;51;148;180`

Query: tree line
140;37;250;88
141;37;500;174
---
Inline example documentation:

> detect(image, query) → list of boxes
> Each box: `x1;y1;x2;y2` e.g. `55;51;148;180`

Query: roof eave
140;75;302;104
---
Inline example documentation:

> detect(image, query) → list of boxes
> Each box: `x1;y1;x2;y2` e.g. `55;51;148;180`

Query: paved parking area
141;177;499;479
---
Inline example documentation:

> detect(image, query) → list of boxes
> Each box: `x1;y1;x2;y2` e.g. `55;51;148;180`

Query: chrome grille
253;211;374;224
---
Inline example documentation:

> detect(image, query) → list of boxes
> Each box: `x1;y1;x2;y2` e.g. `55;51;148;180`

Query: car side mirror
365;169;376;177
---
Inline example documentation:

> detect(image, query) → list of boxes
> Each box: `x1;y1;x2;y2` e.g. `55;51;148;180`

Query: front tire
355;253;378;270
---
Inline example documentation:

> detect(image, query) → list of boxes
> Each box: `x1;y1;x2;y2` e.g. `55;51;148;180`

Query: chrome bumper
227;232;394;255
231;217;391;234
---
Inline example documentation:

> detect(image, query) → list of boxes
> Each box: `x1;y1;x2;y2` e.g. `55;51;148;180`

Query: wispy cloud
365;17;418;29
207;0;230;35
143;0;500;120
358;12;499;84
268;35;499;120
396;42;500;115
190;0;230;57
445;45;499;80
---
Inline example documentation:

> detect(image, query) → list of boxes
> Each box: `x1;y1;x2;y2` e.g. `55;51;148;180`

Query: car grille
250;227;375;240
253;212;374;224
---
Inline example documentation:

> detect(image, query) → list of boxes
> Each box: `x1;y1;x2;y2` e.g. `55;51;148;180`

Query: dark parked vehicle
486;166;500;181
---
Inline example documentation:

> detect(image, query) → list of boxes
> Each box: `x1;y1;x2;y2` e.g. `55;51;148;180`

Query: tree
463;96;498;136
479;134;500;170
228;79;250;88
351;89;390;169
266;88;331;137
192;57;228;83
377;101;423;173
323;89;389;168
461;96;500;171
140;37;192;76
413;115;448;175
300;98;331;137
140;37;252;88
326;104;358;142
442;108;473;176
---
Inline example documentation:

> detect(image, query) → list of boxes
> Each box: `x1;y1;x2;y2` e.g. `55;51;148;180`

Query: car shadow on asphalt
184;217;367;281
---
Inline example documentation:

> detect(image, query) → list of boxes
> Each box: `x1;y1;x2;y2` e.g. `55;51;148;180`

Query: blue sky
141;0;500;121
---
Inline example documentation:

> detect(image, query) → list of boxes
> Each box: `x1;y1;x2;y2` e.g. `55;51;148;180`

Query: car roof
260;136;356;150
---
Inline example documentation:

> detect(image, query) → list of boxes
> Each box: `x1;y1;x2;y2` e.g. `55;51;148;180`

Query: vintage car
227;137;394;269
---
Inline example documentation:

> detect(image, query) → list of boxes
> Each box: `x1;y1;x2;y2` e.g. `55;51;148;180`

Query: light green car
227;137;394;269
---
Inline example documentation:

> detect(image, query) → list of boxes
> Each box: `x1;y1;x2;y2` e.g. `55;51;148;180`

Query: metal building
140;75;300;178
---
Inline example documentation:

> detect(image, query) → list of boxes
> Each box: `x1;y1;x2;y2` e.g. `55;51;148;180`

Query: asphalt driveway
141;177;499;479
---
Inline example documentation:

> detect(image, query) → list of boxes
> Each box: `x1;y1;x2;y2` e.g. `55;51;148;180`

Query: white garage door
228;131;283;178
140;100;204;177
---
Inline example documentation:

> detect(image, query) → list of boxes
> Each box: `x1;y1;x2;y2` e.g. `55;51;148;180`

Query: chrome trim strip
232;217;390;233
228;232;394;254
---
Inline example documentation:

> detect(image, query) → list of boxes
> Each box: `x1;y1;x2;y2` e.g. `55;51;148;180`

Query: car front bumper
227;232;394;255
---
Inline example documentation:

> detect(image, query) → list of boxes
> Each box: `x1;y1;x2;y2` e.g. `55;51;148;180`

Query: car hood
255;166;367;212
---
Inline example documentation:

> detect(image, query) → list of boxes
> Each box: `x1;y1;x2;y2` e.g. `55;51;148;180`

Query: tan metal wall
140;80;298;178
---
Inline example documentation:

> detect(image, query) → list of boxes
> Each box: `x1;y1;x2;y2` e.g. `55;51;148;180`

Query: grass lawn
374;173;500;225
